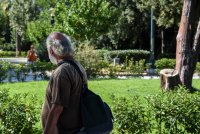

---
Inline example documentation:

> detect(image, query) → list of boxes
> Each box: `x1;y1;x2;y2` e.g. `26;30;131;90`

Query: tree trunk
161;29;165;54
175;0;200;90
16;31;21;57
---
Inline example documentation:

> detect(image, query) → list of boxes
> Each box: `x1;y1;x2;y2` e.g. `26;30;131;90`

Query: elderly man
41;32;87;134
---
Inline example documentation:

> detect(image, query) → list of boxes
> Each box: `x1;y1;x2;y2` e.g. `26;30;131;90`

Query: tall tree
8;0;35;56
26;0;118;44
102;0;150;50
176;0;200;90
137;0;182;54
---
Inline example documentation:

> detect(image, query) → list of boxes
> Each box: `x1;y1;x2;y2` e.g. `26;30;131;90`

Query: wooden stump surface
160;69;181;90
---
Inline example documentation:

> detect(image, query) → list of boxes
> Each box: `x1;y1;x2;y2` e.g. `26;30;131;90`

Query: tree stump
160;69;181;90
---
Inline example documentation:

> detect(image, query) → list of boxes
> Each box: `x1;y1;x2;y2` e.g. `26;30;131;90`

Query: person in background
27;45;37;63
41;32;87;134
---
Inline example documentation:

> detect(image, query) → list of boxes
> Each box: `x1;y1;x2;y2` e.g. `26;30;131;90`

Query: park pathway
0;57;27;64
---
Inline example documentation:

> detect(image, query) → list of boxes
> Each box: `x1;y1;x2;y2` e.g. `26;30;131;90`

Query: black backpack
59;60;114;134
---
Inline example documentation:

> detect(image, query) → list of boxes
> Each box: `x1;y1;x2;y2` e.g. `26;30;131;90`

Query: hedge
0;51;27;57
106;50;150;63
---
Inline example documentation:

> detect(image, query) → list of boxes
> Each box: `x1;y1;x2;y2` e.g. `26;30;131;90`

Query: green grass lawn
0;78;161;105
1;78;200;103
1;78;200;132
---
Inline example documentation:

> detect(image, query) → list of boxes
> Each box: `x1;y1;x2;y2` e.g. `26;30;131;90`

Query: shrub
94;49;110;62
29;61;56;80
106;50;150;63
0;61;56;82
155;58;176;73
0;88;39;134
125;59;146;76
112;96;151;134
108;64;122;78
0;61;11;82
0;51;27;57
13;63;31;82
112;86;200;133
75;45;109;78
0;43;15;51
147;86;200;134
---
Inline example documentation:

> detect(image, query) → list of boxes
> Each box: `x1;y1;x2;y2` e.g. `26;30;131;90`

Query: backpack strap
58;59;87;88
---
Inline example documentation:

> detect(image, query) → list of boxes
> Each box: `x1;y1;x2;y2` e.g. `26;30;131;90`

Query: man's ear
49;47;54;55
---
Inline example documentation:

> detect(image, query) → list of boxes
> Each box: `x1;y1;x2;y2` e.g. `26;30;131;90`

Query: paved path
0;57;27;64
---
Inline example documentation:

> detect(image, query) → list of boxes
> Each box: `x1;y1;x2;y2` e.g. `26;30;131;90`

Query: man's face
47;45;57;65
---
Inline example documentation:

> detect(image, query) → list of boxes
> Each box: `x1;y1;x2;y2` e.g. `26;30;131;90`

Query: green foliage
112;96;151;134
0;61;56;82
137;0;182;28
105;0;150;49
13;64;30;82
26;11;52;44
0;51;26;57
147;86;200;133
29;61;56;80
53;0;118;42
0;8;7;44
75;44;109;78
107;50;150;63
155;58;176;73
108;64;122;78
112;85;200;133
126;59;146;76
1;79;200;132
0;61;10;82
0;88;39;134
9;0;35;36
26;0;118;44
35;41;49;62
0;43;15;51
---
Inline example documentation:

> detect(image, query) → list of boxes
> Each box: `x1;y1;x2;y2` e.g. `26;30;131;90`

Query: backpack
60;60;114;134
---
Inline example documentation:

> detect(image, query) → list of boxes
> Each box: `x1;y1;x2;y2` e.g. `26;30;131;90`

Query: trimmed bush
29;61;56;80
155;58;176;73
0;51;27;57
106;50;150;63
0;61;56;82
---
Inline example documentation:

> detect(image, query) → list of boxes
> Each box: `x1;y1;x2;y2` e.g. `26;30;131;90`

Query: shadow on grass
190;87;200;93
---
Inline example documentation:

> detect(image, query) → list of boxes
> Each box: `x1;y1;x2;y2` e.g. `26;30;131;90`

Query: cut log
160;69;181;90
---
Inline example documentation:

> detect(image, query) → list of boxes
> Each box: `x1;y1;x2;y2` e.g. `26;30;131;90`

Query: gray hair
46;32;74;57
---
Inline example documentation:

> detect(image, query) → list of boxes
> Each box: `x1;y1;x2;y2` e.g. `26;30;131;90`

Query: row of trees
0;0;183;55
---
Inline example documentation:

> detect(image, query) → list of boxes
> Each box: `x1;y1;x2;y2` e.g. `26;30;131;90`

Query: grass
0;78;161;105
1;78;200;132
